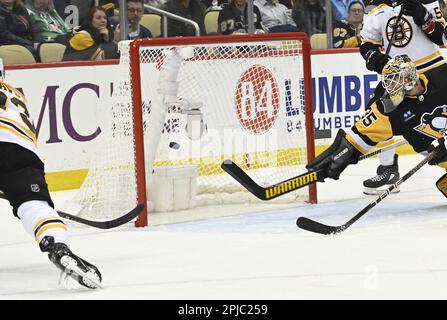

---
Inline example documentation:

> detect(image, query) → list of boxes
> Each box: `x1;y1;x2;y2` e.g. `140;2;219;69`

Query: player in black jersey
217;0;265;34
359;0;446;194
307;55;447;199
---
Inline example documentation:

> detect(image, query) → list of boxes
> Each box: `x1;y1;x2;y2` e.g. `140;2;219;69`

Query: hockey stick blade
221;159;322;200
56;204;145;229
221;140;407;201
0;191;144;229
296;151;436;235
296;216;344;235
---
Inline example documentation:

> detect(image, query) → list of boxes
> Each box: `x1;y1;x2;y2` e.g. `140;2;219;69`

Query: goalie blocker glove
306;129;361;180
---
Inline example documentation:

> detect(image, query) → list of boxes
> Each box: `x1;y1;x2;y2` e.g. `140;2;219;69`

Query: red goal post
71;33;317;228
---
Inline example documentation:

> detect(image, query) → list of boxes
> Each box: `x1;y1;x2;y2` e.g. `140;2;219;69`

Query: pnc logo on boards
235;65;280;134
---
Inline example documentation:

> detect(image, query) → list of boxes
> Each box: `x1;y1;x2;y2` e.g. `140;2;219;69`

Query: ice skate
363;154;400;195
39;236;102;289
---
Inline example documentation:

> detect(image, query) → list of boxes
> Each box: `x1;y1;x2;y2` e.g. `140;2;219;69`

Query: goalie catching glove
306;129;362;180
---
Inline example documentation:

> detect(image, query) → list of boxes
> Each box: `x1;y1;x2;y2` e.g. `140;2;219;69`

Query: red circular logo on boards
235;65;280;134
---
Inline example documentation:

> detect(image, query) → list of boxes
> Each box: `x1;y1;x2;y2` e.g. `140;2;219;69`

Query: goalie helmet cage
79;33;316;227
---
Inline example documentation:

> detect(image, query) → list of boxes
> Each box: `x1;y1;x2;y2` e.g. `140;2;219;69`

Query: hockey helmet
0;58;4;82
381;54;418;106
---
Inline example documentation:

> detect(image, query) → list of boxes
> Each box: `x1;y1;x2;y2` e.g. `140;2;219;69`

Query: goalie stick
296;150;436;235
0;191;144;229
221;139;408;201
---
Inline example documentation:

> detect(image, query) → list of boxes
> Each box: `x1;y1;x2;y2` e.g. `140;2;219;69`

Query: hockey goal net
67;33;316;227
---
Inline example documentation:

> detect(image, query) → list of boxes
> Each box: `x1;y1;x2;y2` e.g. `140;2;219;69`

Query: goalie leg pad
436;172;447;198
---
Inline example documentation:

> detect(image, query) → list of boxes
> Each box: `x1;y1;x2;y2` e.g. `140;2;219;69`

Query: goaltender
307;54;447;196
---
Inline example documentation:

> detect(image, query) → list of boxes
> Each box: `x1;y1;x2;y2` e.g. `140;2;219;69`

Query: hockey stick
221;139;408;201
385;6;403;58
0;191;144;229
296;150;436;235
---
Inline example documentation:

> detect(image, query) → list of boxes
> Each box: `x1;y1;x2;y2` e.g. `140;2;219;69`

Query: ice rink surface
2;154;447;300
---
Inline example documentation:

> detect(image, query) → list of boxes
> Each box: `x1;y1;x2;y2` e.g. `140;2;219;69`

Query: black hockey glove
306;129;362;180
401;0;432;26
365;50;390;73
427;137;447;165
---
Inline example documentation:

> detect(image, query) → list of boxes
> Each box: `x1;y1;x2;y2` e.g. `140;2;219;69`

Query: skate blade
363;186;400;196
61;256;103;289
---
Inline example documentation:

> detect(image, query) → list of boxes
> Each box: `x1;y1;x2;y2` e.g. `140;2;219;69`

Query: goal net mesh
65;35;314;224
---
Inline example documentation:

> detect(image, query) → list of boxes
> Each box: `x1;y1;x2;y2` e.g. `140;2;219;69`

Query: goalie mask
381;54;418;109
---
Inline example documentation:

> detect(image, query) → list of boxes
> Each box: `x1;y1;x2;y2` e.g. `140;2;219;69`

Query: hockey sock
378;147;396;166
17;200;70;247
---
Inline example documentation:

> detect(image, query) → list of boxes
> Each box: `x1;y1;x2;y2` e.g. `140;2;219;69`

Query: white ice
1;153;447;300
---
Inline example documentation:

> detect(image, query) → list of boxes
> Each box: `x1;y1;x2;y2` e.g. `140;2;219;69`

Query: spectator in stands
165;0;206;36
69;0;94;27
254;0;297;32
63;6;118;61
218;0;265;34
331;0;358;21
26;0;71;43
292;0;325;36
332;0;363;48
112;0;152;41
0;0;42;58
144;0;168;10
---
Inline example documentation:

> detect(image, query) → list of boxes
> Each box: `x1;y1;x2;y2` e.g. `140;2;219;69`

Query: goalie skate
39;236;102;289
363;154;400;195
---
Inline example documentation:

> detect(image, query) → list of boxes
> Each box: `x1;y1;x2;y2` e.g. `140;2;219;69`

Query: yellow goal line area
45;144;415;192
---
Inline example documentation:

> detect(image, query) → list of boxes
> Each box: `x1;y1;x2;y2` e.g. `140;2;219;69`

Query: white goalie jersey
360;1;446;73
0;82;38;157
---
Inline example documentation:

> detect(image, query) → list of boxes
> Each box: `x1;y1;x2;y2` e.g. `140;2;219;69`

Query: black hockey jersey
346;64;447;153
332;19;360;48
217;3;264;34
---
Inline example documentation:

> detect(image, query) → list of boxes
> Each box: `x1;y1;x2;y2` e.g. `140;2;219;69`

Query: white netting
66;36;313;223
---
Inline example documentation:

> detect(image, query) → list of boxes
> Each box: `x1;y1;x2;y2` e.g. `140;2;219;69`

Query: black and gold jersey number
362;108;378;127
0;91;36;135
